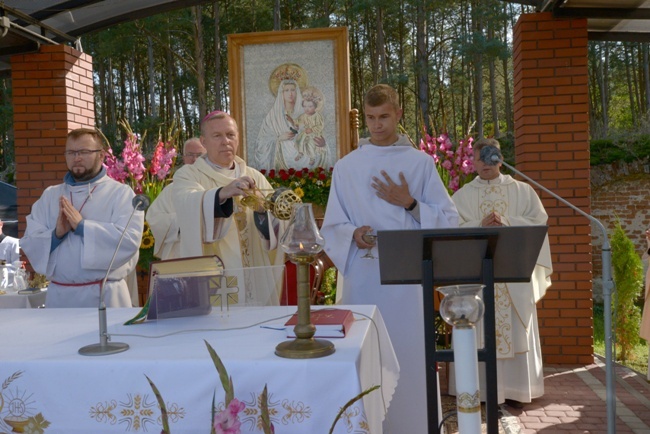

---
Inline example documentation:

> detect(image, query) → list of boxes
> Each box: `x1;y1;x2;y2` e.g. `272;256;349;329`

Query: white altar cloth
0;289;46;308
0;305;398;434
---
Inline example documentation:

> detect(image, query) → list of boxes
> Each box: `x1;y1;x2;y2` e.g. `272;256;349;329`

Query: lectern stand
378;226;547;434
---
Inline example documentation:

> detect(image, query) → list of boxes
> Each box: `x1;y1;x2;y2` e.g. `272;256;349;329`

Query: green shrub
611;219;643;361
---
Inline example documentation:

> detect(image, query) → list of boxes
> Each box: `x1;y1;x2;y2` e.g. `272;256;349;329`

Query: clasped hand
481;211;503;227
56;196;83;238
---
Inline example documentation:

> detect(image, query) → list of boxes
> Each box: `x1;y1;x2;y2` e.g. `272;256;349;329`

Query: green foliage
263;167;332;208
611;220;643;361
590;135;650;165
329;385;381;434
593;302;648;375
317;267;337;305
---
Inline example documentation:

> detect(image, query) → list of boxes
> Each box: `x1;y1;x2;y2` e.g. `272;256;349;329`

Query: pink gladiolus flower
104;123;179;201
213;399;245;434
420;132;476;194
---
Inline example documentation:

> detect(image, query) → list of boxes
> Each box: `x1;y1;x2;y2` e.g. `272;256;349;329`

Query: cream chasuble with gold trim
171;156;286;303
452;173;552;359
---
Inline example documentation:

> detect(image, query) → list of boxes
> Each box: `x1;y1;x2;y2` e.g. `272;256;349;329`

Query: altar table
0;288;46;308
0;305;398;434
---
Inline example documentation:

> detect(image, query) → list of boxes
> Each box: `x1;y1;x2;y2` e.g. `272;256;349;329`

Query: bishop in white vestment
172;112;286;305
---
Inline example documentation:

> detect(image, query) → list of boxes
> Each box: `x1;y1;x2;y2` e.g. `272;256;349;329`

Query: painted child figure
287;86;325;166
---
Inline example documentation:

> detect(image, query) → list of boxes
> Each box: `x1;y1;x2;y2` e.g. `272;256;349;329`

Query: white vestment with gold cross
450;173;553;403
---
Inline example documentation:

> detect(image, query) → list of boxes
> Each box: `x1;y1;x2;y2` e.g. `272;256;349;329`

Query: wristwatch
405;199;417;211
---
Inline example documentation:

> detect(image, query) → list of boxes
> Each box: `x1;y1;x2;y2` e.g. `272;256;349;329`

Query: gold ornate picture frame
228;27;351;172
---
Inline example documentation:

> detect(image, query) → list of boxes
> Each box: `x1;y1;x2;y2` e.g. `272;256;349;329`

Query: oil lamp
275;203;335;359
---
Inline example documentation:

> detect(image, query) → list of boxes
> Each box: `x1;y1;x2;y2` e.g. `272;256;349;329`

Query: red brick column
513;12;592;364
11;45;95;236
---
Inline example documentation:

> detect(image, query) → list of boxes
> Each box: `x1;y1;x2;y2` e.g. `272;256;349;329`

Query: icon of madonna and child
252;63;332;171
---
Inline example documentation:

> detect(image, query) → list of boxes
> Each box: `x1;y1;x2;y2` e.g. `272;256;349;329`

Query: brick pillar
513;13;592;364
11;45;95;236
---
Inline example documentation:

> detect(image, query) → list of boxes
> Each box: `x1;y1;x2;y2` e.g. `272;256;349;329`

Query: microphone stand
498;159;616;434
79;196;147;356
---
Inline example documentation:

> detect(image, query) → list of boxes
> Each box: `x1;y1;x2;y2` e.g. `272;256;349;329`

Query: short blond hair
364;84;400;111
473;137;500;153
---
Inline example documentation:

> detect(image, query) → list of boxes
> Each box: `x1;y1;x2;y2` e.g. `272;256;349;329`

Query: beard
69;162;102;182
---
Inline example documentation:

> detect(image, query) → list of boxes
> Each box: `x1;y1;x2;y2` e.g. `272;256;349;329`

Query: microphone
493;154;616;426
79;193;149;356
479;145;502;166
132;194;150;211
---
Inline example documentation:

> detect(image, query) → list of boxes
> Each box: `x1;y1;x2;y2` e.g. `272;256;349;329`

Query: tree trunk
192;6;207;118
128;61;135;124
416;0;430;133
644;43;650;114
502;55;513;134
503;3;513;134
473;39;483;136
166;47;175;123
148;37;157;118
623;43;636;126
598;43;609;136
214;1;223;111
273;0;281;30
97;61;107;128
376;8;387;82
488;21;499;138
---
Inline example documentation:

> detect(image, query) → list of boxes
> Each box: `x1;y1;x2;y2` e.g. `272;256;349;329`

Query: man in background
0;219;20;288
0;219;20;264
146;138;206;260
321;84;458;433
450;137;553;407
21;128;144;307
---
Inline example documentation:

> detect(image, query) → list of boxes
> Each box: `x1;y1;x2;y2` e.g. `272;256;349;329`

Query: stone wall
591;160;650;302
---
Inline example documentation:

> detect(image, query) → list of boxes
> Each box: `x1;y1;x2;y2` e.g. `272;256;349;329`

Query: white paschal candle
452;326;482;434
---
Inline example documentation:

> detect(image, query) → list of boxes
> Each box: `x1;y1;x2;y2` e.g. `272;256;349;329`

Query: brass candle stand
275;203;335;359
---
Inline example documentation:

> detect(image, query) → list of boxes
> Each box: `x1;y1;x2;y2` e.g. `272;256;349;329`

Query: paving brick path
440;356;650;433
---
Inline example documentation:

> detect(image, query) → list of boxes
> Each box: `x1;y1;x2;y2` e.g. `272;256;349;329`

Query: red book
285;308;355;338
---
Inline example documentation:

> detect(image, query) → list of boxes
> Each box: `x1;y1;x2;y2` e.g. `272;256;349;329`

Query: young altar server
321;84;459;433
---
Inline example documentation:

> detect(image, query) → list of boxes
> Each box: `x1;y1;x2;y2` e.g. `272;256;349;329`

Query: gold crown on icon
273;66;302;82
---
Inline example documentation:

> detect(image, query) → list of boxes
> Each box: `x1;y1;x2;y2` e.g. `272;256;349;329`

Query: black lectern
378;226;547;434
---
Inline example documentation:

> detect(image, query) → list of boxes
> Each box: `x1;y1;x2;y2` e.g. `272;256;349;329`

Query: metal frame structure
0;0;213;75
503;0;650;42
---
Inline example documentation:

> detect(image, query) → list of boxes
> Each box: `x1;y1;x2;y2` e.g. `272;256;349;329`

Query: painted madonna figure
254;78;304;171
254;63;328;171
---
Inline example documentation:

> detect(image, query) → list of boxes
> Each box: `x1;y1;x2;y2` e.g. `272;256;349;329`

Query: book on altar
285;308;355;338
124;255;225;325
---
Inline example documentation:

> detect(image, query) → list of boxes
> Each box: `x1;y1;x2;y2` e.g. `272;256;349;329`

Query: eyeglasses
184;152;205;159
64;149;103;157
